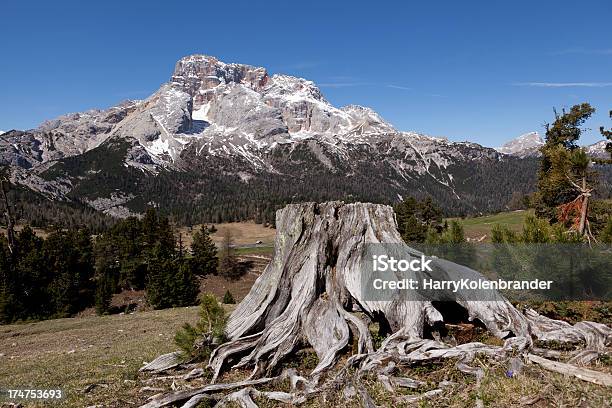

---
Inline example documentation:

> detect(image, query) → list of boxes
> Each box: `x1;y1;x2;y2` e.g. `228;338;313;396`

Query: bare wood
0;168;15;253
527;354;612;387
139;377;274;408
140;351;182;373
142;202;612;406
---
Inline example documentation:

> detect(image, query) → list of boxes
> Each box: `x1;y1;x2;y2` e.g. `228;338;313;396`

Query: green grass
0;307;200;407
448;209;534;240
234;245;274;256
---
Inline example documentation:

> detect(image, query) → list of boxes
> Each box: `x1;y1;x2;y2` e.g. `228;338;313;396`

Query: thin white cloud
318;82;370;88
284;61;321;70
550;48;612;56
386;84;412;91
514;82;612;88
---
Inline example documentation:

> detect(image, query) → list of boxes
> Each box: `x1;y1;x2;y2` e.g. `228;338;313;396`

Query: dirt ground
0;306;202;407
176;221;276;249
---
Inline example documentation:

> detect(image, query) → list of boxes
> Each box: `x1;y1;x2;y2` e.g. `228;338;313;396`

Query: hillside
1;211;611;408
0;55;553;225
0;307;200;407
450;209;534;241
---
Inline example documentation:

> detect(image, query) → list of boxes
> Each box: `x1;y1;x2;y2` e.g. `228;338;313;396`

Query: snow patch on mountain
1;53;514;209
585;140;610;159
497;132;610;160
496;132;543;157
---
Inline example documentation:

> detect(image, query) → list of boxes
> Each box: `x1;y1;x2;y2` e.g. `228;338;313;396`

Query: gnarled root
139;202;611;408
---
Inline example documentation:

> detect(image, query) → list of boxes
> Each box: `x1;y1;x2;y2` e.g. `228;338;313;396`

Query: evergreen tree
599;217;612;244
394;196;444;243
223;290;235;304
219;230;241;280
535;103;596;233
191;226;218;276
599;110;612;162
425;220;476;267
44;230;83;317
145;244;198;309
175;293;227;360
95;272;114;315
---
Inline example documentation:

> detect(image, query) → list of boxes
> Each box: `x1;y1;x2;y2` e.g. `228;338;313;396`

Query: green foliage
146;250;199;310
190;226;218;276
536;103;596;221
174;293;227;360
490;216;609;300
395;196;444;243
491;224;518;244
599;217;612;244
95;272;113;315
218;230;242;280
0;207;204;323
174;322;201;360
424;220;476;267
222;290;235;304
0;226;95;323
599;110;612;161
94;208;198;311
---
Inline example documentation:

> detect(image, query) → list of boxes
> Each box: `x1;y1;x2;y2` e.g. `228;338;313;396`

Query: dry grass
0;225;49;239
0;307;200;407
1;307;610;407
175;222;276;249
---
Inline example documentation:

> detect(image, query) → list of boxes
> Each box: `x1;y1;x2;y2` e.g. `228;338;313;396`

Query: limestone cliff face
1;54;549;217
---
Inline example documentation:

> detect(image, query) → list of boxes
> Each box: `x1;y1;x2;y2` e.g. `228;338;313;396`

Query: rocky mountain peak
0;53;566;220
496;131;543;157
585;140;611;159
171;54;270;107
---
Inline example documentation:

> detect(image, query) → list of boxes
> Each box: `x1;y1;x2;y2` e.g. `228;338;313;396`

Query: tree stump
141;202;611;408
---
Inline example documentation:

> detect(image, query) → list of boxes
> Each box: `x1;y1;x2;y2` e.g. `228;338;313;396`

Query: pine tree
599;217;612;244
599;110;612;162
535;103;596;236
191;226;218;276
223;290;235;304
174;293;227;360
145;244;198;310
394;196;443;243
219;230;241;280
95;272;114;315
426;220;475;267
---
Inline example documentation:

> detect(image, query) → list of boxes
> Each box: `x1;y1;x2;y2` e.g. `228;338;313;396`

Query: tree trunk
141;202;612;408
578;177;589;236
0;179;15;254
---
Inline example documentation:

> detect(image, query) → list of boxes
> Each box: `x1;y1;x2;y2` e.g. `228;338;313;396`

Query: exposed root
139;202;611;408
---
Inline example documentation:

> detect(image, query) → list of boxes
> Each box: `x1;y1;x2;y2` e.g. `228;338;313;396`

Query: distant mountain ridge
0;54;608;223
496;132;544;158
496;132;609;159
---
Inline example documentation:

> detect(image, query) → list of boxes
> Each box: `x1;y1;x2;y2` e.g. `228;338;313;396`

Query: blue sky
1;0;610;146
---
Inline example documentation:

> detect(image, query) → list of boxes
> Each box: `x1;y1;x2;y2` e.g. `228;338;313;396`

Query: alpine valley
1;55;610;225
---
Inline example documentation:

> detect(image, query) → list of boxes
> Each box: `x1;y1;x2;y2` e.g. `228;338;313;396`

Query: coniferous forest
0;208;218;324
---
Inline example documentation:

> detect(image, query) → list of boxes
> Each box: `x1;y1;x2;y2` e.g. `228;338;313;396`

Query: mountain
497;132;611;161
0;55;574;224
584;140;611;159
496;132;543;158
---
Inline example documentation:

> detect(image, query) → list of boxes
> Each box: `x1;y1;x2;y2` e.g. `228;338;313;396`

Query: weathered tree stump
141;202;611;408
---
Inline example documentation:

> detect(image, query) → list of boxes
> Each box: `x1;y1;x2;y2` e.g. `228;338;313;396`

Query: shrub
175;293;227;361
222;290;235;304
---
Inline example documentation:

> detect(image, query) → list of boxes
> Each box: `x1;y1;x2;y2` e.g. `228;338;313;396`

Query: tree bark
141;202;612;407
578;177;589;236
